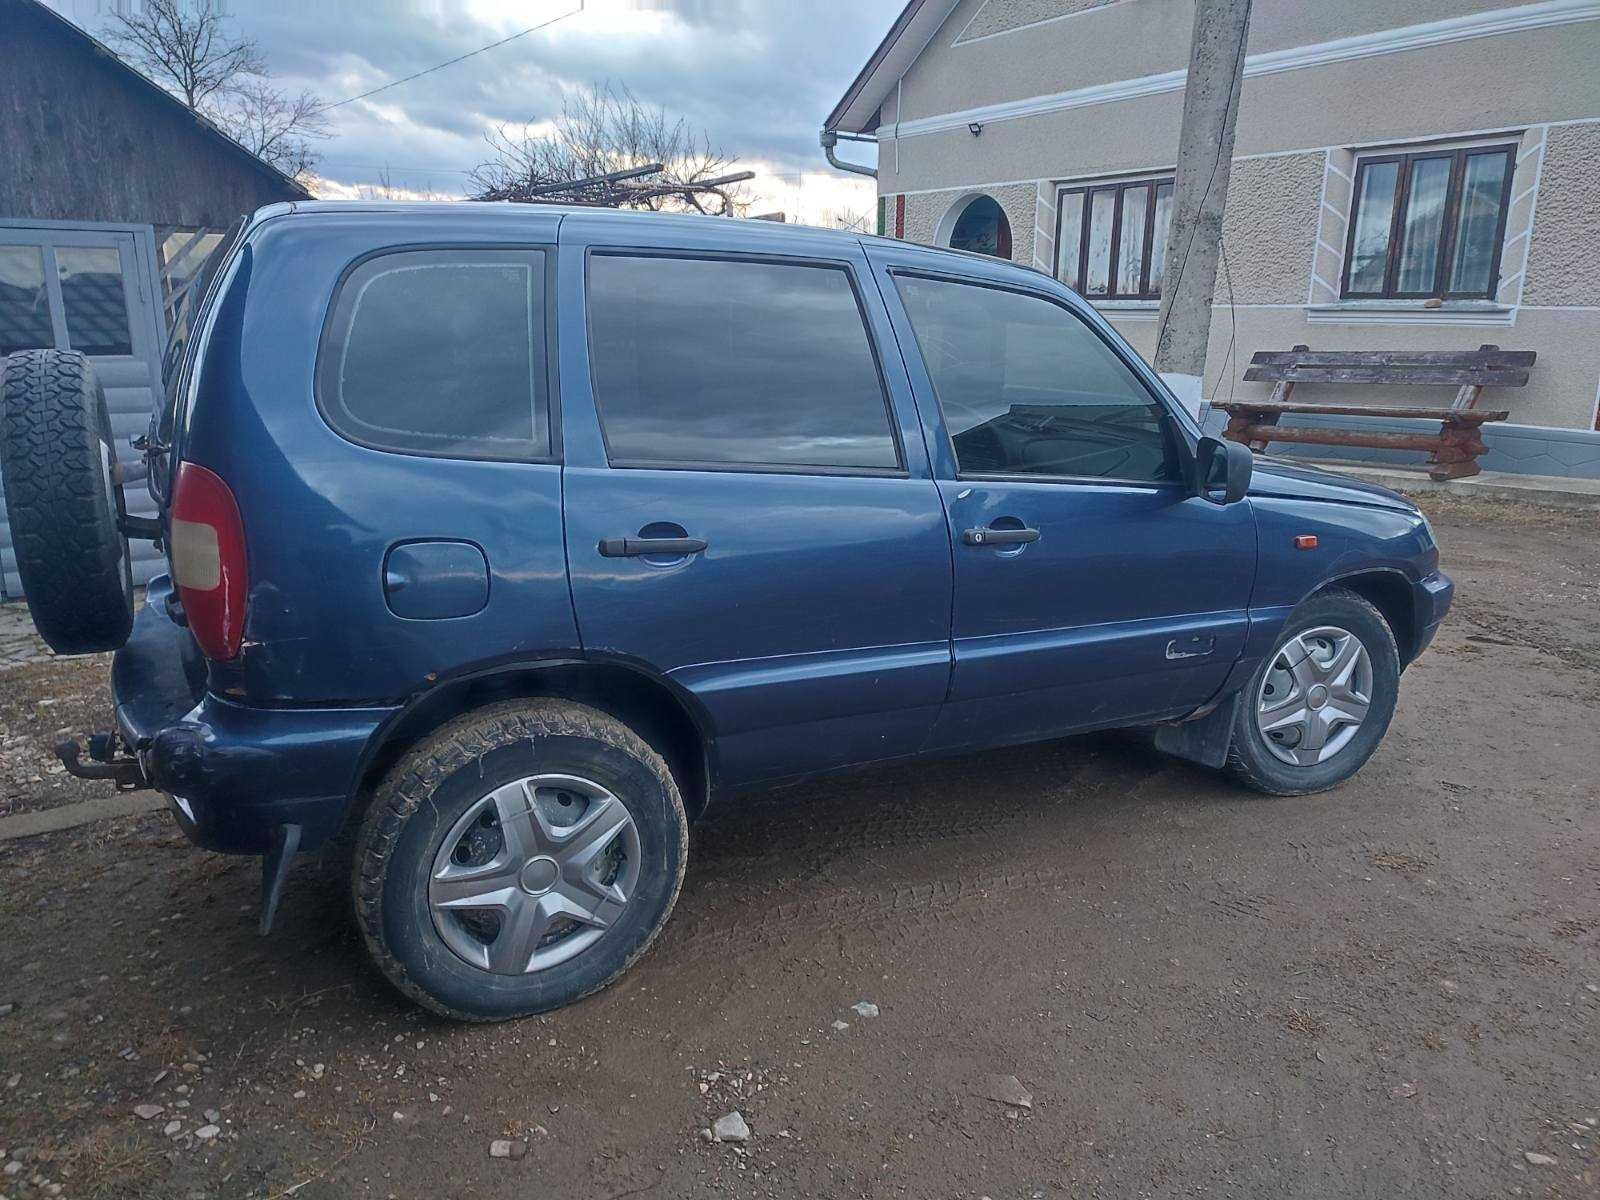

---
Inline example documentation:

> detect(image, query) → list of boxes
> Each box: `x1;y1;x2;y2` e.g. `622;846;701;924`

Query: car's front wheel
1225;588;1400;796
353;699;688;1021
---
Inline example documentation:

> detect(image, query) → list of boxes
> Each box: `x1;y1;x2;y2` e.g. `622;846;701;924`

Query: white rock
712;1112;750;1143
488;1139;525;1160
980;1074;1034;1110
830;1020;849;1032
163;1121;182;1138
1523;1151;1557;1166
133;1104;164;1120
851;1002;880;1018
193;1125;220;1141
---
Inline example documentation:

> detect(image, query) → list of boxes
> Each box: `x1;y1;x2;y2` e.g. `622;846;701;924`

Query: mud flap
260;823;302;935
1153;692;1242;770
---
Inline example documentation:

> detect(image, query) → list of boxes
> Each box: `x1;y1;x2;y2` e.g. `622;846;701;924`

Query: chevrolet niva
0;203;1451;1019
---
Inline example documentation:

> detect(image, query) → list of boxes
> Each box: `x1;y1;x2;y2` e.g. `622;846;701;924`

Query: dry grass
1369;848;1430;873
34;1125;165;1200
1409;490;1599;532
1278;1007;1329;1038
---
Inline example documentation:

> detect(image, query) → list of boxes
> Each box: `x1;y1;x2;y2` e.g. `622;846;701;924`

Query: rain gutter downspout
820;129;877;178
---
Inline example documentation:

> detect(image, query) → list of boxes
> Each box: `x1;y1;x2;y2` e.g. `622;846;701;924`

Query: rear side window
318;249;550;460
586;254;900;471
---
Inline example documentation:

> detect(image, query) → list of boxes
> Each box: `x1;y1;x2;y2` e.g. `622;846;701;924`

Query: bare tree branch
469;83;750;215
104;0;266;109
211;80;329;181
102;0;326;182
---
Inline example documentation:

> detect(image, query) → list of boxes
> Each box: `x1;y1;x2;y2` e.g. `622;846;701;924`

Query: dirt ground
0;494;1596;1200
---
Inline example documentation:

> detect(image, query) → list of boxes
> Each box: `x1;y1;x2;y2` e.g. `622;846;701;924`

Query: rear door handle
597;536;708;558
962;526;1040;546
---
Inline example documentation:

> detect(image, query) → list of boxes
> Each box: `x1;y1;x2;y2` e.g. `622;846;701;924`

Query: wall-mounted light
968;122;983;136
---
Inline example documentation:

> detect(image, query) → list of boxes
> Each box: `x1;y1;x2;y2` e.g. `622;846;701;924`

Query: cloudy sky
49;0;897;224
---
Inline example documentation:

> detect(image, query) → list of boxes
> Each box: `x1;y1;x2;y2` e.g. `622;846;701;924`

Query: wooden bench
1215;344;1534;480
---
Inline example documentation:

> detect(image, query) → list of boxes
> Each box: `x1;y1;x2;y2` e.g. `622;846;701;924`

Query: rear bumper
114;578;397;854
1409;569;1454;663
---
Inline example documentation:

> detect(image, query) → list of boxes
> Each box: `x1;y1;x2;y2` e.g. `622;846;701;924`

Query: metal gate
0;220;166;599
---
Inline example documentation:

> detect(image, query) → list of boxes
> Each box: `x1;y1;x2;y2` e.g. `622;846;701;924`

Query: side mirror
1195;435;1253;505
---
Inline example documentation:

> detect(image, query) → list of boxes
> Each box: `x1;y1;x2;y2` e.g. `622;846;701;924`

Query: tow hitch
54;732;149;790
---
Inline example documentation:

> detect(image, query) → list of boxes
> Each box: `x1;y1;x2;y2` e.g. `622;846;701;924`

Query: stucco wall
879;20;1600;195
1521;123;1600;308
885;0;1545;134
954;0;1122;44
1217;153;1324;306
872;0;1600;431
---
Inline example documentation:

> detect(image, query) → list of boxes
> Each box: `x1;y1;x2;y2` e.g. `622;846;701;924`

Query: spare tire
0;349;134;654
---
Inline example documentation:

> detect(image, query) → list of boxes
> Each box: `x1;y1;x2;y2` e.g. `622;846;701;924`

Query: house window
1342;143;1516;300
1055;176;1174;300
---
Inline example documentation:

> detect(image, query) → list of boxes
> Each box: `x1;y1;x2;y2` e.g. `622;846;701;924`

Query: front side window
317;249;550;460
1055;176;1174;300
1342;143;1516;300
586;255;900;471
894;274;1181;484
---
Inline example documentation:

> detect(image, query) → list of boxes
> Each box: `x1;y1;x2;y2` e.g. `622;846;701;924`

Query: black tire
353;698;689;1021
0;350;133;654
1224;588;1400;796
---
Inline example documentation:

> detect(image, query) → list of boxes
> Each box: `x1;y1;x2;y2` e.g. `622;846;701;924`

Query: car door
559;217;953;787
869;244;1256;752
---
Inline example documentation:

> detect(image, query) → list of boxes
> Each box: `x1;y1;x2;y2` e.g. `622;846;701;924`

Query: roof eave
823;0;962;135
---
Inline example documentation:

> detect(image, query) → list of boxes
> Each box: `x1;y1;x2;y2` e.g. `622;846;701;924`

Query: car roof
260;199;1039;275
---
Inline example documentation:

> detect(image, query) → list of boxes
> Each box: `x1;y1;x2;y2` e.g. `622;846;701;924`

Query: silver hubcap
1256;625;1374;767
428;774;640;975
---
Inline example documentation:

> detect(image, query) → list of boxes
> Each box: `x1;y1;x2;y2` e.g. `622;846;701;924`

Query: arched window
945;195;1012;259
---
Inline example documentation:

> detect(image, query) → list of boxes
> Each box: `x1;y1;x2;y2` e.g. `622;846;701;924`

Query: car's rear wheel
1224;589;1399;796
352;698;688;1021
0;349;133;654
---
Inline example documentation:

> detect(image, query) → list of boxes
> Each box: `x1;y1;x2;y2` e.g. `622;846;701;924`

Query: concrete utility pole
1153;0;1253;415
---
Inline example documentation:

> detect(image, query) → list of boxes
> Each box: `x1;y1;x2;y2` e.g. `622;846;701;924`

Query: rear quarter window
316;248;551;460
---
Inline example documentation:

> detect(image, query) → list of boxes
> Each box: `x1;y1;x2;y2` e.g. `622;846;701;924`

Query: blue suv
0;202;1452;1020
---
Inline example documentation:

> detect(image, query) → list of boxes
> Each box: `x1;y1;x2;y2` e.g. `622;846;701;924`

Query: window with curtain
1054;176;1174;301
1341;143;1517;300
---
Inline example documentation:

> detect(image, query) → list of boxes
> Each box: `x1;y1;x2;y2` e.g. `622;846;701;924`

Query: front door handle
962;526;1040;547
597;536;708;558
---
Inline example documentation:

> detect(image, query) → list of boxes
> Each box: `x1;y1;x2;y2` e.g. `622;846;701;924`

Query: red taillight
169;462;247;661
